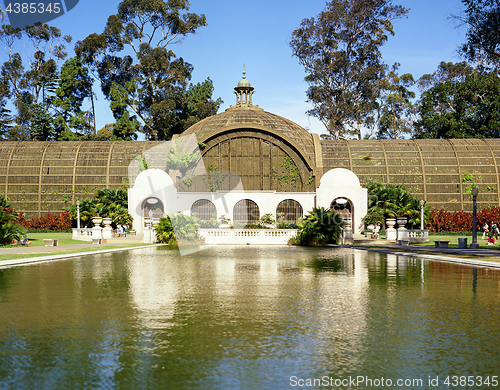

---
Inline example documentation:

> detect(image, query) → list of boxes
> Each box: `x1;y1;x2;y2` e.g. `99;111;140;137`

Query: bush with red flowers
428;207;500;232
17;211;72;231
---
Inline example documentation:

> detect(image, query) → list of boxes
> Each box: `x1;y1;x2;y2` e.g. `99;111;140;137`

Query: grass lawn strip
0;244;167;267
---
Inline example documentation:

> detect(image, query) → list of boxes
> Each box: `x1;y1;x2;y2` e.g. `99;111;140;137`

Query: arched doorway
191;199;217;221
233;199;260;225
331;197;353;227
276;199;303;223
142;197;164;220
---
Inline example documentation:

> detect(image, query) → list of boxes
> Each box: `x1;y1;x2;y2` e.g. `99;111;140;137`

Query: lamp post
149;210;153;244
420;199;425;230
76;200;80;229
470;187;479;249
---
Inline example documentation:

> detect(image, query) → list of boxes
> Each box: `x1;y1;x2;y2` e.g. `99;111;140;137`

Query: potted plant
260;213;276;229
218;214;231;228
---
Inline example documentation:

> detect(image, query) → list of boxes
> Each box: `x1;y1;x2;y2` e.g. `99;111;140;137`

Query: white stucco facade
128;167;367;235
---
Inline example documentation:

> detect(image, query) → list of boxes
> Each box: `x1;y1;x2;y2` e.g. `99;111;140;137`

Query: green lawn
415;234;497;250
22;232;88;247
0;244;151;261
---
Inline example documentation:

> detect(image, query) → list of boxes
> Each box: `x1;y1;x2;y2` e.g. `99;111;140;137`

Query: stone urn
92;216;103;227
386;218;397;240
396;216;408;241
102;217;113;239
396;217;407;229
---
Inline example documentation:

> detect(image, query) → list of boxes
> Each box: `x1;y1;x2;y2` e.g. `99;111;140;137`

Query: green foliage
456;0;500;69
65;188;132;228
194;217;218;228
218;214;230;224
0;195;26;245
155;214;203;245
0;23;73;140
260;213;275;226
289;0;409;139
415;62;500;138
365;182;430;228
52;56;94;138
165;141;200;178
155;216;176;244
377;63;416;139
205;164;227;192
273;155;300;190
461;171;479;194
134;153;150;173
289;207;343;246
75;0;219;141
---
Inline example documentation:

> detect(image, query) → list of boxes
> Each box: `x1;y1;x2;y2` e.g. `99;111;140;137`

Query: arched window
142;197;164;219
191;199;216;221
276;199;303;223
233;199;260;224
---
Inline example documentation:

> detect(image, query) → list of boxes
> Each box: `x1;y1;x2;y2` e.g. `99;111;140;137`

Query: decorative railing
199;229;298;245
72;228;93;241
397;229;429;243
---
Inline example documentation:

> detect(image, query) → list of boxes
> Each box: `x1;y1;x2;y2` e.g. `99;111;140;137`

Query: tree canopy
75;0;221;141
456;0;500;69
289;0;409;139
414;62;500;139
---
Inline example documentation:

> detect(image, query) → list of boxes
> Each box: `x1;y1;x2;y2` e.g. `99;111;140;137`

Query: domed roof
180;105;316;165
237;77;251;88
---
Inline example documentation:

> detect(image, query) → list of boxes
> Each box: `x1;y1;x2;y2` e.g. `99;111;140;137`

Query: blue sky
1;0;468;137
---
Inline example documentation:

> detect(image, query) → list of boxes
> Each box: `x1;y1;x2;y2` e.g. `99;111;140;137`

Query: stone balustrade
199;229;298;245
404;229;429;243
72;228;93;241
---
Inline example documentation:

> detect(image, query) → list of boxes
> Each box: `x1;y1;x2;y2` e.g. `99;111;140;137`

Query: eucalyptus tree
414;61;500;139
289;0;409;139
53;57;94;139
455;0;500;69
0;22;72;140
75;0;220;141
376;63;416;139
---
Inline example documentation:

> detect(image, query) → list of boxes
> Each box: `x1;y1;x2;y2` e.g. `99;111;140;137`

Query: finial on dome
242;64;246;79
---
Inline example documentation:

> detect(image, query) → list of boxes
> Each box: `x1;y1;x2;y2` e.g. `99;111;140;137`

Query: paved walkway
353;239;500;257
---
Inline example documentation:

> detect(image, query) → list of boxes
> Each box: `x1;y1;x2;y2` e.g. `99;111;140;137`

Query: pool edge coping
0;244;167;269
341;245;500;269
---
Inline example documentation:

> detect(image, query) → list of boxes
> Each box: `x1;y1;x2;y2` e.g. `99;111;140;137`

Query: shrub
17;211;72;231
155;214;204;245
0;195;26;245
64;188;133;228
276;222;299;229
427;207;500;232
289;207;343;246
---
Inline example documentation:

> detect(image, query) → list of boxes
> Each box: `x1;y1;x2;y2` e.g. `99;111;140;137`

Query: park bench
92;238;102;245
398;239;410;246
43;239;59;247
434;240;450;248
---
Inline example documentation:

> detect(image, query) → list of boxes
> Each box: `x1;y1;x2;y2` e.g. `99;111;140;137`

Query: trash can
458;238;467;249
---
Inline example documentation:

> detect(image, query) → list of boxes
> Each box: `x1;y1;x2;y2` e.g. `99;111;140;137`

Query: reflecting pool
1;246;500;389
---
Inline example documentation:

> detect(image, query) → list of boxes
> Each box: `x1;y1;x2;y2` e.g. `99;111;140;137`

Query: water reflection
0;247;499;389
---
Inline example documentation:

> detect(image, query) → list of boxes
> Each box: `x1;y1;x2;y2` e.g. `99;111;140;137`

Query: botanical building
1;72;499;230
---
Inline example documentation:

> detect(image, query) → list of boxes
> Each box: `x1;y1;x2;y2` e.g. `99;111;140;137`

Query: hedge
428;207;500;232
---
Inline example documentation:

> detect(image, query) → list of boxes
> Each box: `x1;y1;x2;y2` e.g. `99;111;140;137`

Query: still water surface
0;246;499;389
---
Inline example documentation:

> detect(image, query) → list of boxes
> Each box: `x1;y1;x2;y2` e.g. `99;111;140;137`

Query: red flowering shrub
428;207;500;232
17;211;72;231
